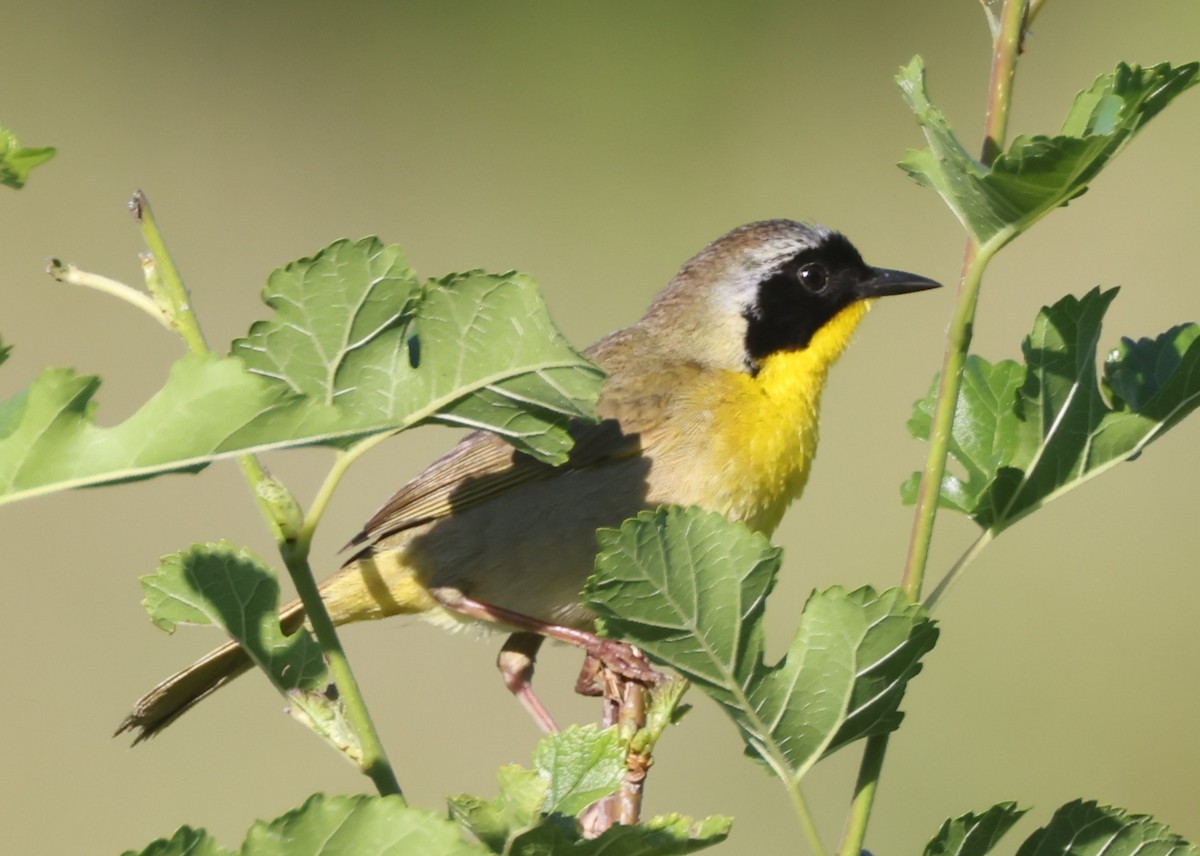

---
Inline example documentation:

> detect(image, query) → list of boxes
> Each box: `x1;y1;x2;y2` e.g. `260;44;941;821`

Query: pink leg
497;632;559;733
435;590;661;686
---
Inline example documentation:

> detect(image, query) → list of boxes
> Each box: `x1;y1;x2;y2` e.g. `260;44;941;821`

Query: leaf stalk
925;529;995;612
45;259;173;332
788;780;830;856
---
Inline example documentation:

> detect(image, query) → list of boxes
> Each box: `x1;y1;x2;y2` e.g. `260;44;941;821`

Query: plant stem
133;191;404;801
301;432;397;546
131;191;209;354
980;0;1027;165
1026;0;1049;27
840;3;1031;853
278;541;401;797
900;0;1026;602
899;239;996;600
836;735;889;856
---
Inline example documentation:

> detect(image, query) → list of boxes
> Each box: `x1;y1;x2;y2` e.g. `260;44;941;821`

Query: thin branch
901;0;1027;603
45;259;173;332
925;529;995;612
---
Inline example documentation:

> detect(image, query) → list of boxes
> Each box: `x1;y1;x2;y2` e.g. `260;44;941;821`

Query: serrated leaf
449;764;547;851
128;796;725;856
122;826;233;856
583;506;937;783
0;126;56;189
901;358;1026;515
244;794;488;856
925;803;1028;856
497;764;550;826
508;813;731;856
450;726;724;855
1103;325;1200;414
139;542;357;755
230;240;601;462
450;727;623;850
825;587;940;753
446;793;513;854
141;542;326;690
904;290;1200;533
231;239;420;402
532;724;626;817
0;238;604;507
897;57;1199;249
1015;800;1197;856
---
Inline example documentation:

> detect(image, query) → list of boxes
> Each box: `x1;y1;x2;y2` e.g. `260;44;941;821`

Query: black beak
856;267;941;299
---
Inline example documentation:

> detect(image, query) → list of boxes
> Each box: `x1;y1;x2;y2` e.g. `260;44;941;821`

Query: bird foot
434;590;663;728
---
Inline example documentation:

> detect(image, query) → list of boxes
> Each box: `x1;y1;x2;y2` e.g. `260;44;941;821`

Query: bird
118;219;939;740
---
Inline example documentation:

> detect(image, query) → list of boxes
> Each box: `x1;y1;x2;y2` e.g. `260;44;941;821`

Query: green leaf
448;763;547;849
122;826;233;856
140;542;325;689
244;794;487;856
508;813;731;856
925;803;1028;856
449;764;547;852
897;57;1199;249
139;542;355;756
1015;800;1197;856
1103;324;1200;415
0;126;56;189
583;506;937;783
532;724;626;818
904;289;1200;534
130;794;725;856
825;587;940;754
901;358;1026;517
447;791;517;854
450;727;726;855
230;239;601;461
449;727;622;850
0;238;604;507
231;239;420;401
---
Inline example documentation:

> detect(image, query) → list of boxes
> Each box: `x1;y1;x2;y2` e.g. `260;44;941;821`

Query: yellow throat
711;299;873;534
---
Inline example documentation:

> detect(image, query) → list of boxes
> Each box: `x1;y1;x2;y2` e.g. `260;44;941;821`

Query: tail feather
117;600;308;743
115;640;254;743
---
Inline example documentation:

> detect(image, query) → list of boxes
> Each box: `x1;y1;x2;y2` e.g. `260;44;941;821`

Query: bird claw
583;640;662;686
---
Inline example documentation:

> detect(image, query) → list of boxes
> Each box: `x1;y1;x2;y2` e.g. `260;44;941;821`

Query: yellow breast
698;300;872;534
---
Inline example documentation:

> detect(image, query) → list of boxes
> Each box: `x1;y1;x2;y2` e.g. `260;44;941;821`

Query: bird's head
642;220;939;375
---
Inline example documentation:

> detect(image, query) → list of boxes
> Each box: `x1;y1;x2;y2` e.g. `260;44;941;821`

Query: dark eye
796;262;827;292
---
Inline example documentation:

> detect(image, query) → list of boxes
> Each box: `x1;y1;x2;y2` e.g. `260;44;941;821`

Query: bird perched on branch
119;219;938;739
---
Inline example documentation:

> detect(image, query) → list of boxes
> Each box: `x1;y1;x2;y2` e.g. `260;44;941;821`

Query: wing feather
344;328;701;551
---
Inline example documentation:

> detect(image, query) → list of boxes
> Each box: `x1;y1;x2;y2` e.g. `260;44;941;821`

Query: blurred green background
3;2;1198;853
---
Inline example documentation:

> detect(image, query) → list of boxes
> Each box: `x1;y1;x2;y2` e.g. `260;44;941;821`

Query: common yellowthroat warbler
119;219;938;740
